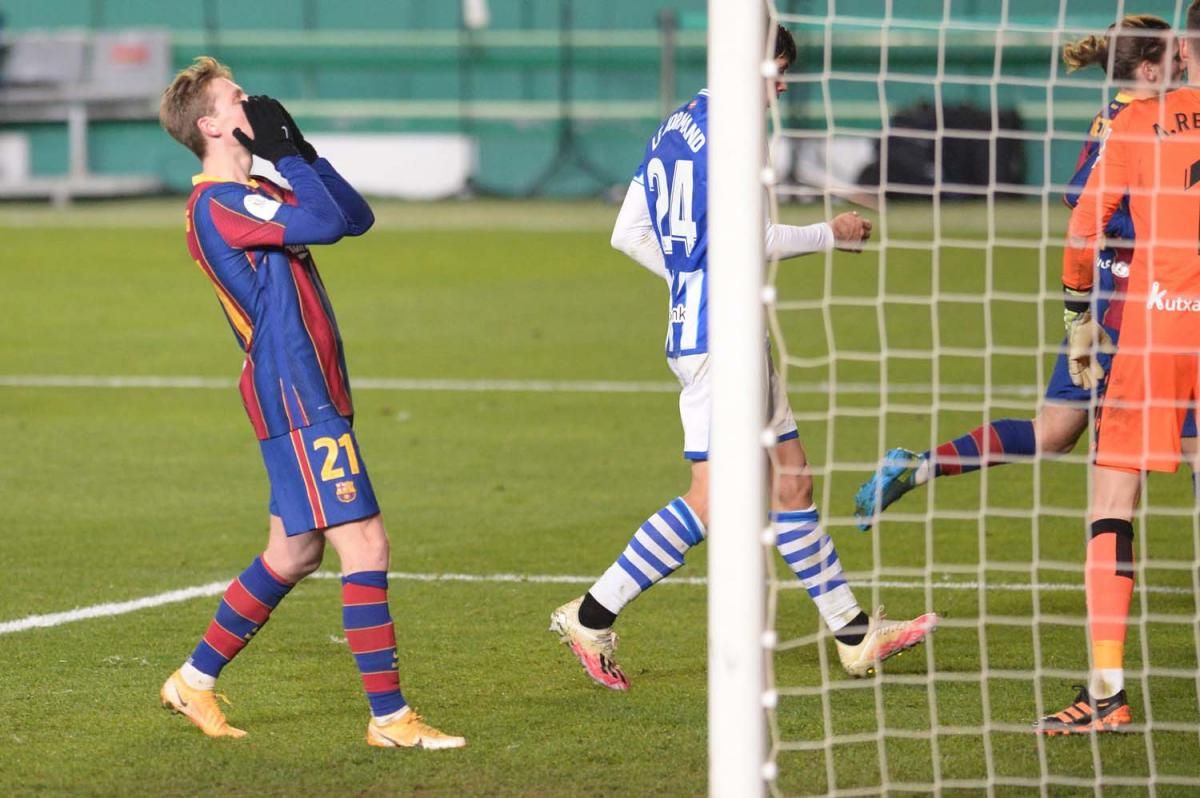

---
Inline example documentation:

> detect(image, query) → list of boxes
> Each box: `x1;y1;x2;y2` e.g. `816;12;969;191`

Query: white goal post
706;1;1200;795
706;1;770;797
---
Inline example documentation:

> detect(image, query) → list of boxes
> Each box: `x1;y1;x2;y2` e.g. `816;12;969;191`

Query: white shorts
668;348;799;461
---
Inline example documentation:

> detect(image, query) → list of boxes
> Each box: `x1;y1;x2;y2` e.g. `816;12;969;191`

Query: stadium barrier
0;12;1124;199
0;28;167;203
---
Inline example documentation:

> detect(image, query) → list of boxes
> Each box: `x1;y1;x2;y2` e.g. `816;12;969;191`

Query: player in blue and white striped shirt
549;26;938;690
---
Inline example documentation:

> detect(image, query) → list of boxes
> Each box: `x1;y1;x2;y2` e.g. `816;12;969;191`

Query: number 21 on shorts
311;433;361;482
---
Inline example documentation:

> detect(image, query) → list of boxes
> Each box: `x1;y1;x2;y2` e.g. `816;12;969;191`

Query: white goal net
727;1;1200;795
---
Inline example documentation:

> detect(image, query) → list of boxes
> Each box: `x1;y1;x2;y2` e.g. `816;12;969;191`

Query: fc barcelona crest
335;480;357;503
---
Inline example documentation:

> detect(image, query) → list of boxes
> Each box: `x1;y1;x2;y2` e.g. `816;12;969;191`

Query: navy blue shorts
260;416;380;536
1044;342;1115;404
1045;334;1196;437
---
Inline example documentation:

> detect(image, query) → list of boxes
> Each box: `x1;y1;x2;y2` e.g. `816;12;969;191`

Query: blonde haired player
157;57;462;749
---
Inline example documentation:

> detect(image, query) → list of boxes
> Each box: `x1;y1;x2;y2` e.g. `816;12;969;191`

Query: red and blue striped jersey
184;156;374;440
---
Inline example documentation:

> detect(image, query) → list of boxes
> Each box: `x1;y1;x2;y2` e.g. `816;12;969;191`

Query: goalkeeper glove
233;95;301;165
272;99;318;163
1065;310;1116;390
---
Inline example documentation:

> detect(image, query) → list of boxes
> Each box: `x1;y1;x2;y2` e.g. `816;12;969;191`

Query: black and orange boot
1034;685;1132;736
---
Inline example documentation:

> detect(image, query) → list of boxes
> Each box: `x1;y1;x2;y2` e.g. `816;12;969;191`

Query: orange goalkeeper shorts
1095;348;1199;473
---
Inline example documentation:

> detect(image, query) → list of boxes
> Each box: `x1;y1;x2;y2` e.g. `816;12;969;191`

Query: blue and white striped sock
774;506;862;631
588;497;706;616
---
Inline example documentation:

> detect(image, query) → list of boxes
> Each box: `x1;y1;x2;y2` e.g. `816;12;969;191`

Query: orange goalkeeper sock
1086;518;1134;698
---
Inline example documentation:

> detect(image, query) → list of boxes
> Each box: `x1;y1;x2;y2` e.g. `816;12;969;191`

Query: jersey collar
191;173;259;188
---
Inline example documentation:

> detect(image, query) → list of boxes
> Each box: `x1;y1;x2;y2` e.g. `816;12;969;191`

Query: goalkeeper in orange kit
1036;2;1200;735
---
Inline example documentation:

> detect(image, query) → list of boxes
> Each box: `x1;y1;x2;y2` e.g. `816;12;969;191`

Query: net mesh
760;1;1200;794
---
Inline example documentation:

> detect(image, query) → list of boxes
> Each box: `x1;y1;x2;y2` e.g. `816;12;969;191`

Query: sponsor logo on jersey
243;193;282;221
1097;256;1130;278
1146;281;1200;311
670;304;687;323
335;480;357;503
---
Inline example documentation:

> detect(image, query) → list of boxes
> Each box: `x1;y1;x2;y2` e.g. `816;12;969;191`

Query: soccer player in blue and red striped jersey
854;15;1196;529
156;57;462;749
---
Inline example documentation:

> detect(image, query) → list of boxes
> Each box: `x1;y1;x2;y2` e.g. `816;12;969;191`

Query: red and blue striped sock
188;556;294;678
926;419;1036;478
342;571;407;718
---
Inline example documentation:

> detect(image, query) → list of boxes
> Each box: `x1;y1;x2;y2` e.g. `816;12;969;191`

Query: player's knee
1040;429;1080;455
290;555;324;580
774;473;813;511
362;532;390;565
1088;470;1140;520
328;514;391;572
1033;411;1087;456
263;546;323;583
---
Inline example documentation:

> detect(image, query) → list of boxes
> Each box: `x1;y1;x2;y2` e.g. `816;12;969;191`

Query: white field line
0;580;230;635
0;570;1191;636
0;374;1041;397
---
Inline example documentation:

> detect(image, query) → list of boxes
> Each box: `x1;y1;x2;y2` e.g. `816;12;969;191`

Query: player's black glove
232;95;301;165
271;99;318;163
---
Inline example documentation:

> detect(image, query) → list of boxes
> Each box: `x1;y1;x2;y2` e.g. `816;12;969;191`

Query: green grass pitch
1;199;1197;796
